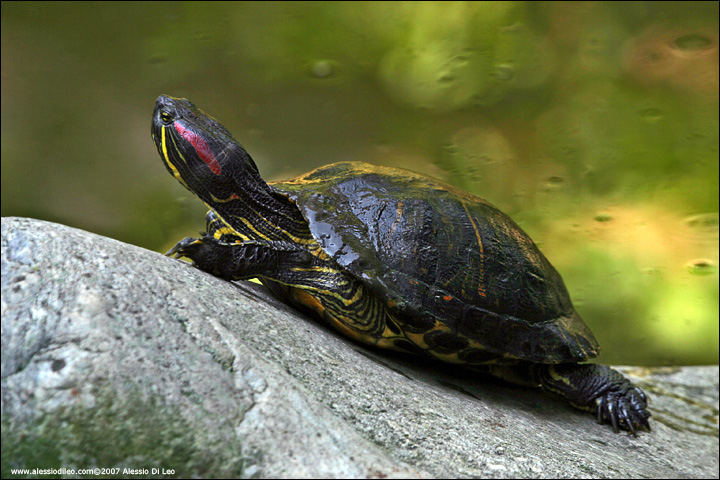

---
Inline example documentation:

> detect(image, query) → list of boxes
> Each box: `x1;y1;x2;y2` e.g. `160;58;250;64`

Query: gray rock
2;216;718;478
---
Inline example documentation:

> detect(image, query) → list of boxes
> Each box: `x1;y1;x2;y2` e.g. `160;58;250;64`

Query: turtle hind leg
531;363;651;434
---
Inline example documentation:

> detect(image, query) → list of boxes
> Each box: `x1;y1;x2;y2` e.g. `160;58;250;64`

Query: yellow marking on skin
536;365;577;400
283;284;408;351
325;313;380;345
466;338;488;351
427;351;464;364
397;331;470;360
215;206;320;250
256;275;349;305
343;285;366;307
256;217;327;251
401;321;505;365
372;328;408;349
306;245;331;261
292;288;326;314
290;266;342;275
548;365;573;387
404;331;431;349
460;200;487;297
254;215;326;252
238;216;274;242
316;308;404;349
203;185;328;260
311;286;362;307
281;231;324;250
202;205;252;242
290;288;373;341
212;226;245;240
161;127;189;189
207;198;327;256
210;192;238;204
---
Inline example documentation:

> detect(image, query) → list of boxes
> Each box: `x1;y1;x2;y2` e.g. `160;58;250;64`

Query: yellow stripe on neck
161;126;188;188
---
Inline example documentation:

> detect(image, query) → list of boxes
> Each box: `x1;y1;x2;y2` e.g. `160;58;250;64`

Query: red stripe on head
174;123;222;175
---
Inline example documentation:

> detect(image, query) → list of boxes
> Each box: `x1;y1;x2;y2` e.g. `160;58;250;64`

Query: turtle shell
272;162;599;364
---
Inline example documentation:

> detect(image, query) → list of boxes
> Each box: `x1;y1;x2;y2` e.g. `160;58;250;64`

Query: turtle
151;94;651;434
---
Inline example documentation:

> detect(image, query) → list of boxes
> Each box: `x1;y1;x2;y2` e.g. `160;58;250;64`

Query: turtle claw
625;412;636;435
596;385;651;435
166;237;203;258
607;401;619;432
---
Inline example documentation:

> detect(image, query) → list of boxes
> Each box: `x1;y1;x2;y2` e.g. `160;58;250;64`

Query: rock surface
2;216;718;478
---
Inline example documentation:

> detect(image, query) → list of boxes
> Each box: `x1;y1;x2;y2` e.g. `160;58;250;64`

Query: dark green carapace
152;95;651;434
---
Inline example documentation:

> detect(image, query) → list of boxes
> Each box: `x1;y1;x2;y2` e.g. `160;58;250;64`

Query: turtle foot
166;236;204;259
596;384;651;435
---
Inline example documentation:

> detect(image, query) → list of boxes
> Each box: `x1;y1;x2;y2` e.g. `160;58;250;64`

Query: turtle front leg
531;363;651;434
168;235;405;350
167;235;313;281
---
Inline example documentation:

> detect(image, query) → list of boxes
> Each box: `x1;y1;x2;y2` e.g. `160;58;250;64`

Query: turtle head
152;95;264;207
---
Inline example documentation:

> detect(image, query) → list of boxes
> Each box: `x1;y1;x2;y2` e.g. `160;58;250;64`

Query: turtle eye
160;110;173;124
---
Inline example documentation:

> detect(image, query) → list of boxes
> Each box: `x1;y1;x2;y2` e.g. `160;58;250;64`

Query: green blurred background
2;1;718;366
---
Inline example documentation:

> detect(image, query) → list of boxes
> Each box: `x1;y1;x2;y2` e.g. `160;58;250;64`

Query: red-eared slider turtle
152;95;651;434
